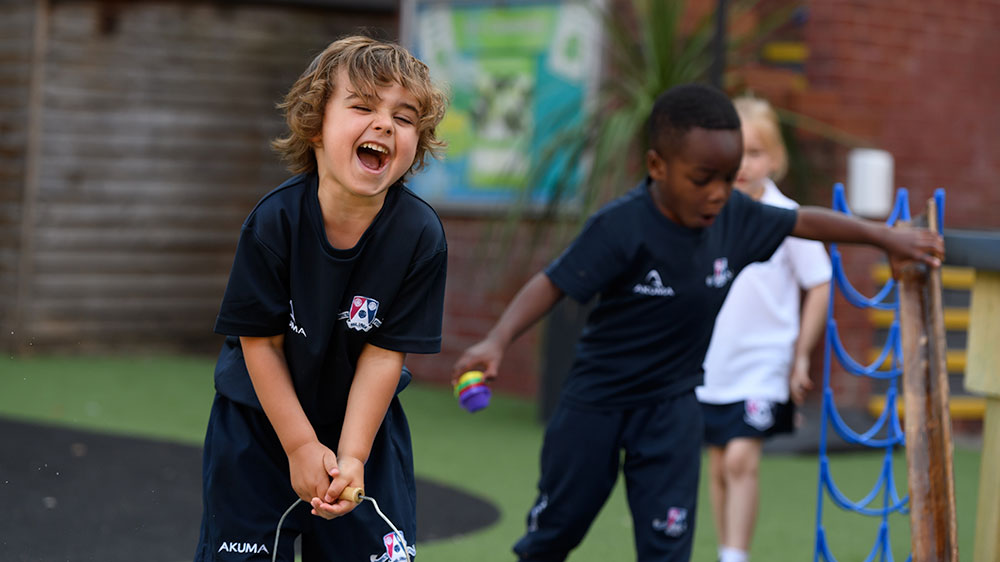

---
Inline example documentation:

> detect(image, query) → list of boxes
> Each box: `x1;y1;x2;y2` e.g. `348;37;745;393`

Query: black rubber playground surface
0;417;499;562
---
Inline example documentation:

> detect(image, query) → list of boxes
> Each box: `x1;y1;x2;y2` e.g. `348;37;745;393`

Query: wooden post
940;225;1000;561
966;270;1000;562
898;201;959;562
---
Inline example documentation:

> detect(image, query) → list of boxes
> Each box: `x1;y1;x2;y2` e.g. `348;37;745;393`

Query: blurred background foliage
498;0;864;263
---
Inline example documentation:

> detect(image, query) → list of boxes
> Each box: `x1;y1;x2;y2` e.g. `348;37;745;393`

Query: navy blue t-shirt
545;178;797;408
213;172;447;426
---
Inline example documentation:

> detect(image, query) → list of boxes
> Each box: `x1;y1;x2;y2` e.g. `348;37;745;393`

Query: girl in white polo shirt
696;96;832;562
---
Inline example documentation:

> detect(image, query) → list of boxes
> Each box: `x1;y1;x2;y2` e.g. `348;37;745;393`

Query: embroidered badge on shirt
705;257;734;288
339;296;382;332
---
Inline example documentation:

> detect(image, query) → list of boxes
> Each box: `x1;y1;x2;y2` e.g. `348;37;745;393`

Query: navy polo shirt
212;172;447;426
545;178;797;408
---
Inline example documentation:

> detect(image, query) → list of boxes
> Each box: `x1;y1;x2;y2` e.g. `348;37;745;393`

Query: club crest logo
705;257;733;288
744;398;775;430
339;296;382;332
652;506;688;537
369;531;415;562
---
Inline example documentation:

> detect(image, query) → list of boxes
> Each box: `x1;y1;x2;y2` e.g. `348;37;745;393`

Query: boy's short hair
272;35;448;175
647;83;740;156
733;95;788;181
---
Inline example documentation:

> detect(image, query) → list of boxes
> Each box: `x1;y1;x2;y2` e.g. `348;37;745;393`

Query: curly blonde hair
272;35;448;175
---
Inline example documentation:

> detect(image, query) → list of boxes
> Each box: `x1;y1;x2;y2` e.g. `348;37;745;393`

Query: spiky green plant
499;0;796;257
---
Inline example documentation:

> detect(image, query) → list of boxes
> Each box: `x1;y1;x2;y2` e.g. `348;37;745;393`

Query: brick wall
804;0;999;404
735;0;1000;405
804;0;1000;229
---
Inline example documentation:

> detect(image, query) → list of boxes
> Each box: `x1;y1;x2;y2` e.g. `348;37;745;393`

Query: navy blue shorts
194;390;416;562
701;399;794;447
514;392;702;562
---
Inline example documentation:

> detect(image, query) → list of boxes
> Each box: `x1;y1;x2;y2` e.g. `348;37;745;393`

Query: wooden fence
1;0;394;354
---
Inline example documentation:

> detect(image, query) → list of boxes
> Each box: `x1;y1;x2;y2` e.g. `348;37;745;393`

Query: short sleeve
785;236;832;289
214;226;290;336
369;247;447;354
732;193;798;268
545;216;626;303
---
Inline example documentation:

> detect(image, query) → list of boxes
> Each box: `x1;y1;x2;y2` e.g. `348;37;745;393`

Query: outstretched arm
452;272;564;382
792;207;943;275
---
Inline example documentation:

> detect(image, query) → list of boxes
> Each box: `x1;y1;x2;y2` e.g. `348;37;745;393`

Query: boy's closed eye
395;103;420;126
349;103;416;126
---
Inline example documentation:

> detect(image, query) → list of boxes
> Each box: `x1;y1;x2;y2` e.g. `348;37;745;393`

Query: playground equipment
942;228;1000;561
814;185;960;562
896;195;957;560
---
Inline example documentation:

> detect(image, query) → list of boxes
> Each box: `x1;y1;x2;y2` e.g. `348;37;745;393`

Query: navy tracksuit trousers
195;380;416;562
514;391;703;562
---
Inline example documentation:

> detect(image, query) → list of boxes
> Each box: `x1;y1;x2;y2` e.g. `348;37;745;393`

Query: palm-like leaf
527;0;718;224
494;0;805;273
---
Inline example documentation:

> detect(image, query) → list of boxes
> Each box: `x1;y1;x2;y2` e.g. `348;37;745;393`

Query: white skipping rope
271;496;411;562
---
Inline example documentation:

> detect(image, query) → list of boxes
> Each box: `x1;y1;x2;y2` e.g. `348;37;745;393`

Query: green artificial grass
0;356;982;560
0;355;215;444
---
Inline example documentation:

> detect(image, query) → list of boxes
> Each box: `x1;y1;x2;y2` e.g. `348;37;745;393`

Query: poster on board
402;0;600;210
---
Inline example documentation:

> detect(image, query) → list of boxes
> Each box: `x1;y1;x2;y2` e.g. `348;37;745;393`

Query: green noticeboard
404;0;600;209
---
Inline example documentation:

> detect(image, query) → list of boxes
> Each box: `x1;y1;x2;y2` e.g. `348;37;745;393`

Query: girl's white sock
720;546;749;562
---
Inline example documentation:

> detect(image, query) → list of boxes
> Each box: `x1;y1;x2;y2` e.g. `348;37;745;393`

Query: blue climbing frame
813;184;946;562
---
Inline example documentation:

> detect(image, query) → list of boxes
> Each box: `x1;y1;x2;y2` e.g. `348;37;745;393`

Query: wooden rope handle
339;486;364;504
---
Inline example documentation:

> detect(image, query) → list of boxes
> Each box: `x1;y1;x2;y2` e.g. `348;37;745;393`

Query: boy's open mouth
357;142;389;172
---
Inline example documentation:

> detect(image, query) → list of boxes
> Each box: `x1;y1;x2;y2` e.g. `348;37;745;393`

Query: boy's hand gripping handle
339;486;364;504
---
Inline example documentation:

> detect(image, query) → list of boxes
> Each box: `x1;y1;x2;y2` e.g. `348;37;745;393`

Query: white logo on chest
633;269;675;296
288;300;307;337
